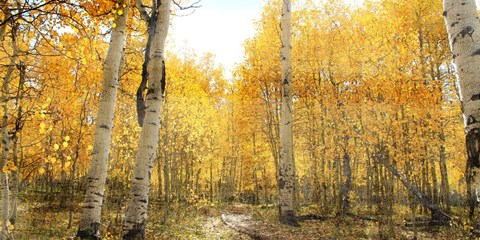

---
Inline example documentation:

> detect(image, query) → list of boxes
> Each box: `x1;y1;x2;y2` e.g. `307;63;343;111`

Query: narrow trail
202;215;251;239
221;213;273;240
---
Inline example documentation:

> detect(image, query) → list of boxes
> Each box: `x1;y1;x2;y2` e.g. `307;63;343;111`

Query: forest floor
10;193;474;239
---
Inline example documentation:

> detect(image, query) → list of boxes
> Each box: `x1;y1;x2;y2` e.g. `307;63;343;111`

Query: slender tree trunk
209;157;213;202
0;22;17;240
0;69;10;240
429;149;439;204
261;83;280;183
377;154;451;224
162;95;170;206
68;92;89;229
439;127;451;212
443;0;480;217
0;0;10;42
77;3;129;238
122;1;171;238
278;0;299;227
340;138;352;215
9;62;25;226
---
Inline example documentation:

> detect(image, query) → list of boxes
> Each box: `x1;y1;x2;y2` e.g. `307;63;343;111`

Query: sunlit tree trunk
0;21;17;240
0;8;11;237
77;3;129;239
122;0;171;238
0;63;11;240
278;0;299;227
443;0;480;214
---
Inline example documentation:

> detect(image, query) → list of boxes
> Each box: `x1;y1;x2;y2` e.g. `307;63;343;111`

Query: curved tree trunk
77;3;129;239
278;0;299;227
122;0;171;239
443;0;480;217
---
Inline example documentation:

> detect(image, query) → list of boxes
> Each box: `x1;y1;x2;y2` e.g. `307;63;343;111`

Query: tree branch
0;0;63;27
135;0;150;22
172;0;201;11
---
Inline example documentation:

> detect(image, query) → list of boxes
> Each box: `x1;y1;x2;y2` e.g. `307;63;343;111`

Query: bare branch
172;0;201;11
0;0;63;27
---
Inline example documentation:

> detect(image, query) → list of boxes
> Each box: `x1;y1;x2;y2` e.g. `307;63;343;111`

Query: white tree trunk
278;0;299;227
0;61;12;240
0;20;17;240
0;70;10;240
443;0;480;203
122;0;171;239
77;3;129;239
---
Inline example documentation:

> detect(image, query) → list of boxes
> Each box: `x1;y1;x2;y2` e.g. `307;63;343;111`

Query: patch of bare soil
203;215;251;239
221;212;313;240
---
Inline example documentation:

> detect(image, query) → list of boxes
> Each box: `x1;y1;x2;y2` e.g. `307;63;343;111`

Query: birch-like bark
278;0;299;227
122;0;171;238
0;65;11;240
443;0;480;206
77;3;129;239
0;21;17;240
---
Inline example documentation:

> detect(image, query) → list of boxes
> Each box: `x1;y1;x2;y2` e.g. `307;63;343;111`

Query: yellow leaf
64;136;70;141
5;161;17;172
87;145;93;151
38;167;45;175
50;157;57;164
54;144;59;151
117;9;123;16
63;142;68;148
112;23;117;28
65;161;71;168
40;122;46;129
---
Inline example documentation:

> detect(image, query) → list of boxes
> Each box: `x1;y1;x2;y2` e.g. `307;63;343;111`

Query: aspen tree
443;0;480;212
122;0;171;238
278;0;299;227
77;2;129;239
0;15;17;240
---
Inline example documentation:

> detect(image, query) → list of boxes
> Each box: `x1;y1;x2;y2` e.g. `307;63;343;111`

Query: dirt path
221;212;302;240
202;215;251;239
